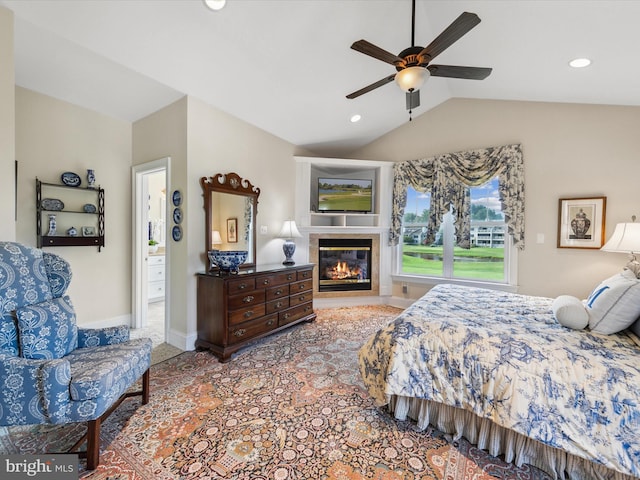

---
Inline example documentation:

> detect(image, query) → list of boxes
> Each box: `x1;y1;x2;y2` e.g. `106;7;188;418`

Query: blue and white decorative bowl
208;250;248;273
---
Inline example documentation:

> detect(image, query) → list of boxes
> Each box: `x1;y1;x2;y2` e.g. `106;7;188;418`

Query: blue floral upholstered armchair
0;242;152;469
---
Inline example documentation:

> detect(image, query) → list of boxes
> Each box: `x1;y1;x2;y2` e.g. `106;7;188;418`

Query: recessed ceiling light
569;58;591;68
350;114;362;123
204;0;226;11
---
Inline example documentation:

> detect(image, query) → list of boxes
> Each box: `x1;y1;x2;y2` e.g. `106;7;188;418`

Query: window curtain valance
390;143;525;249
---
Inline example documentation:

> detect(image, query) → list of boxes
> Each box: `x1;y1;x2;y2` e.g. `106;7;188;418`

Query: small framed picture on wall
227;218;238;243
557;196;606;249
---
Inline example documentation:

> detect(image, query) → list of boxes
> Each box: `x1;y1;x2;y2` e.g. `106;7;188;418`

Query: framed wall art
557;196;606;249
227;217;238;243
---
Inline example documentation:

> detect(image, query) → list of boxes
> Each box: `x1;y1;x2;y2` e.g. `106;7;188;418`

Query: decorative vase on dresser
196;263;316;362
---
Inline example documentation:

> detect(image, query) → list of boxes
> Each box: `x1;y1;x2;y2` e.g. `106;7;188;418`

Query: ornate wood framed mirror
200;172;260;270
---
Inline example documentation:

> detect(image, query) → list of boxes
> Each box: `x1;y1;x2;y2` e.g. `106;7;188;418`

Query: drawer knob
263;279;269;285
284;313;290;319
244;310;254;318
275;289;283;295
234;329;246;337
299;284;305;290
243;295;255;303
287;274;293;280
276;302;283;308
238;283;247;290
299;296;305;301
267;319;275;326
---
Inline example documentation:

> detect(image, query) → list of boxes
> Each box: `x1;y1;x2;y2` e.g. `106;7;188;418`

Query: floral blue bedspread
358;284;640;477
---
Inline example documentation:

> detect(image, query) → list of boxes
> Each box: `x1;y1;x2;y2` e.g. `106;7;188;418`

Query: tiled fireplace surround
309;233;380;299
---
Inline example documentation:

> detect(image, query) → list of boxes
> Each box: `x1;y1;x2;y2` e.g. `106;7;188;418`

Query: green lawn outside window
402;245;505;281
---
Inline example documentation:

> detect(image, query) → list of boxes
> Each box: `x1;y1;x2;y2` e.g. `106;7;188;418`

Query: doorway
132;158;170;346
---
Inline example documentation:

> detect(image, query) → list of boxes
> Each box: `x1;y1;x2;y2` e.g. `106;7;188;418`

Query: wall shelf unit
36;178;105;251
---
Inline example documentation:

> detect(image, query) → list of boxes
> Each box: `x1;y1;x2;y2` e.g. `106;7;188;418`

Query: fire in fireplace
318;238;372;292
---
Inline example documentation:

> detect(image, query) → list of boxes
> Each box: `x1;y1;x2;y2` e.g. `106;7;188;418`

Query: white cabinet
148;255;165;302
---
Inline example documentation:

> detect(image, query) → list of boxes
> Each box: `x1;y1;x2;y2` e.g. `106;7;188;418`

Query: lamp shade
277;220;302;239
395;66;430;93
601;223;640;253
212;230;223;245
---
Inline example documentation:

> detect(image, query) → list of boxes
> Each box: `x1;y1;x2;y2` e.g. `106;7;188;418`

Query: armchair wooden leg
66;369;150;470
86;418;101;470
142;369;150;405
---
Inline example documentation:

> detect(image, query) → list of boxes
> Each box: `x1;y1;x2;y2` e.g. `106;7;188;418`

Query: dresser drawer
266;297;290;314
255;271;297;288
289;291;311;307
228;304;266;326
279;302;313;327
266;284;289;301
148;265;165;281
148;280;165;299
227;277;256;295
228;314;278;345
148;255;165;266
290;279;312;294
227;289;265;310
297;268;313;281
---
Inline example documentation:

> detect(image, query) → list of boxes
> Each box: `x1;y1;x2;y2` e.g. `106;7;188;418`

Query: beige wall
0;6;15;241
132;96;297;347
15;87;133;325
132;97;188;342
350;98;640;299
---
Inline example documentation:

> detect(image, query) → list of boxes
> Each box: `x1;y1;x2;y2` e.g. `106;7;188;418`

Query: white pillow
585;270;640;334
552;295;588;330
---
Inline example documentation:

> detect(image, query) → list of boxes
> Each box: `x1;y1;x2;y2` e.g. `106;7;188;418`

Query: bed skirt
389;395;638;480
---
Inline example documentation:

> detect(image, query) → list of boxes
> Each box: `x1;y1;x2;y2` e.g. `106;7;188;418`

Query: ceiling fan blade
346;74;397;99
419;12;481;63
347;73;396;99
427;64;492;80
351;40;404;66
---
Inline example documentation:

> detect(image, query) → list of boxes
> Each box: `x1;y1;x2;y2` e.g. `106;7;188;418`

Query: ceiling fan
346;0;492;118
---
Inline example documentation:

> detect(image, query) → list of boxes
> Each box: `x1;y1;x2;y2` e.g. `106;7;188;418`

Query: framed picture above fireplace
317;178;373;213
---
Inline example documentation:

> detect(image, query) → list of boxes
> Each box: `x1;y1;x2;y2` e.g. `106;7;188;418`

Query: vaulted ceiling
3;0;639;156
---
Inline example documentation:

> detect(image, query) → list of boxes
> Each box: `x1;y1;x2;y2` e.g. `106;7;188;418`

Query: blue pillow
16;295;78;359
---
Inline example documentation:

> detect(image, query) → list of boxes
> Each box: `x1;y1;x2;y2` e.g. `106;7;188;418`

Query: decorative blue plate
83;204;97;213
61;171;81;187
173;207;183;224
41;198;64;211
172;190;182;207
172;225;183;242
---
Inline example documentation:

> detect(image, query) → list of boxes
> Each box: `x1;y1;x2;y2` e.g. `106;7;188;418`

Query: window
400;177;509;283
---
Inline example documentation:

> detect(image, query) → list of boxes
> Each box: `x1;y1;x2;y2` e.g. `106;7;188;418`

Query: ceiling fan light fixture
395;66;430;93
350;114;362;123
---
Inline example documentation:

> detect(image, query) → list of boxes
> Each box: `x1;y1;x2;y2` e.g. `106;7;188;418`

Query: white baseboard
166;328;196;351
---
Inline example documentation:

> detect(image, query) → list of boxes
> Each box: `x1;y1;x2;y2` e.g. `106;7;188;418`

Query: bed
358;282;640;480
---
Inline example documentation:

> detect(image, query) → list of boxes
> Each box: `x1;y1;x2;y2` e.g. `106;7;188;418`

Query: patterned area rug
0;306;551;479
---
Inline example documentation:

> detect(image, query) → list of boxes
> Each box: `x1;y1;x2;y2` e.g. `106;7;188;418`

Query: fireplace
318;238;372;292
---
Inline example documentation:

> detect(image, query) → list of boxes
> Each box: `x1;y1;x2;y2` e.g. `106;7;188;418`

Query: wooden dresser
196;263;316;362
